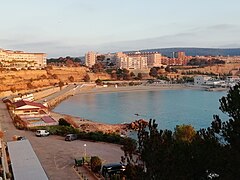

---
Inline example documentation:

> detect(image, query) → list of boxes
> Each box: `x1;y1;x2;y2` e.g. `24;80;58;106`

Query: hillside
0;67;111;93
135;48;240;57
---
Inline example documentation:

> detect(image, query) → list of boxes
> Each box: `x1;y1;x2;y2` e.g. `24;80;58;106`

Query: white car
35;130;50;137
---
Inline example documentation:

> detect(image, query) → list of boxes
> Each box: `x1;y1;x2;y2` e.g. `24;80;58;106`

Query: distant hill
127;48;240;57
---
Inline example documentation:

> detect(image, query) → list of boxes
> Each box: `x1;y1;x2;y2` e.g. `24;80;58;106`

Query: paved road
0;102;124;180
36;84;76;104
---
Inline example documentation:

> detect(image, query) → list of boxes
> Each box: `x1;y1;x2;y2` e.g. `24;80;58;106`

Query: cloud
207;24;238;30
99;24;240;52
1;23;240;57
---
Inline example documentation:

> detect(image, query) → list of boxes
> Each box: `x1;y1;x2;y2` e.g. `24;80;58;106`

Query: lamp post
84;144;87;158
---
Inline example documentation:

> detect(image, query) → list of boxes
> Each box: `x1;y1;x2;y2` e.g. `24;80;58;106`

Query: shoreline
50;111;129;135
74;84;206;95
49;84;208;134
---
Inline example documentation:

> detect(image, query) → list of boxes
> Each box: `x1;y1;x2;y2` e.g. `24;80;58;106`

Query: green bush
47;125;79;136
29;125;127;145
90;156;102;173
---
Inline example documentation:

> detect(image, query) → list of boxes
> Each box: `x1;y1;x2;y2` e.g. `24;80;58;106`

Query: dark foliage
91;156;102;173
59;118;71;126
122;83;240;179
187;58;225;66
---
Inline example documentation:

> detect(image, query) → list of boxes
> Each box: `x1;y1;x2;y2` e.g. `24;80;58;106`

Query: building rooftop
13;100;47;109
7;140;49;180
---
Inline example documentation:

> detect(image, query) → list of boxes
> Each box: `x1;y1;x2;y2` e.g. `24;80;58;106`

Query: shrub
91;156;102;173
83;74;90;82
129;82;134;86
68;76;74;82
10;87;17;93
95;79;102;85
52;74;58;79
40;74;47;79
27;82;35;89
59;118;71;126
47;125;79;136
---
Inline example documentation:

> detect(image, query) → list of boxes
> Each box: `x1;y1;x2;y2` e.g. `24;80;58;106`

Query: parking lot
0;102;124;180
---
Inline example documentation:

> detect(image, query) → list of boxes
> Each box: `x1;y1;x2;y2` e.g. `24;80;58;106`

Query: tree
58;81;64;90
92;62;104;73
174;124;196;143
59;118;71;126
83;74;90;82
95;79;102;85
212;83;240;151
137;73;143;80
123;118;235;179
68;76;74;82
52;74;58;79
27;82;34;89
130;72;135;77
10;87;17;93
96;55;105;62
149;67;159;77
91;156;102;173
111;72;117;80
121;138;137;161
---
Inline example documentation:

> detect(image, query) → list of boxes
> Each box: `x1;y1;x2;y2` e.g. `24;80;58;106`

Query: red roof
42;116;56;123
13;100;47;109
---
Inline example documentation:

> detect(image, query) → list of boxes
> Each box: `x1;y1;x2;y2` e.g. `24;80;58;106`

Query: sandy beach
75;84;205;95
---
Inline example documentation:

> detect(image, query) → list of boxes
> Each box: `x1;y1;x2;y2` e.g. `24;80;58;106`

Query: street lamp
84;144;87;158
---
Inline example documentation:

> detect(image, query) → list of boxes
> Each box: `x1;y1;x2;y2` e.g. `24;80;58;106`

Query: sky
1;0;240;57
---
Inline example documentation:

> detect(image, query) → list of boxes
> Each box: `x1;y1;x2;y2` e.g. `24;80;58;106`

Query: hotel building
116;51;161;70
127;51;162;68
85;51;96;67
117;56;148;70
0;48;47;69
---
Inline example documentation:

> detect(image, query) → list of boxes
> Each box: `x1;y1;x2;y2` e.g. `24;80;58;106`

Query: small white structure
194;75;211;85
226;76;240;83
13;93;34;102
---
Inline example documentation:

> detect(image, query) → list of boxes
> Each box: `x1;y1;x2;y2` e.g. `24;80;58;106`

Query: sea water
53;89;228;130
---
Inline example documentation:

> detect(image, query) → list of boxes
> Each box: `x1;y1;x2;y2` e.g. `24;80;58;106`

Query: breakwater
47;89;75;110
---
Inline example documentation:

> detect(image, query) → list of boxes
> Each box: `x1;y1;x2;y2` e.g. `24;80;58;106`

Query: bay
53;89;228;130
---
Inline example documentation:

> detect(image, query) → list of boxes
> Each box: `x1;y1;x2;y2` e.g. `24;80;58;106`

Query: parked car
17;136;27;141
102;163;126;177
65;134;78;141
12;135;27;141
35;130;50;137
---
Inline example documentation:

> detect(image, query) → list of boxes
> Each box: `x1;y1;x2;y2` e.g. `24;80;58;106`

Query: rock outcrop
128;119;149;130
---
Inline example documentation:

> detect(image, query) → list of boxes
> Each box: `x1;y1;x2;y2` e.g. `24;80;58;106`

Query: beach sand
75;84;203;95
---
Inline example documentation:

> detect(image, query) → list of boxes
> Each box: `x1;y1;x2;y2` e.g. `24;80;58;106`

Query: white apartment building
127;52;162;68
115;51;161;70
85;51;96;67
0;48;47;69
117;56;148;70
